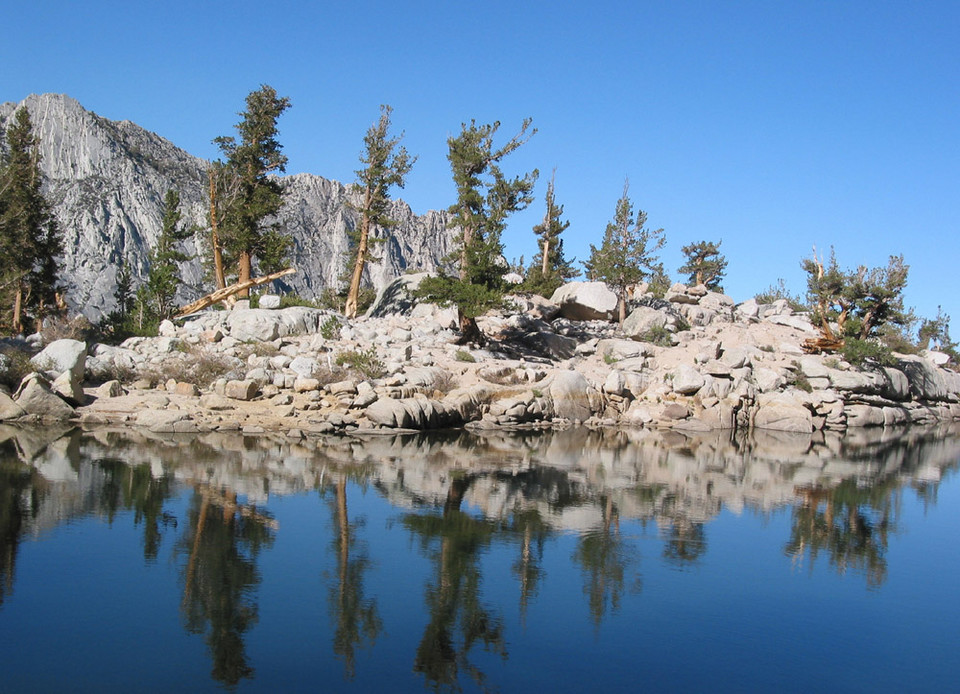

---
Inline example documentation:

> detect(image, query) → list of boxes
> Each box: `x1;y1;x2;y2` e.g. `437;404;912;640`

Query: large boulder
52;371;84;404
0;391;26;420
897;354;960;402
134;409;194;433
366;272;431;318
699;291;735;313
519;331;577;361
843;404;885;428
664;283;700;304
672;365;705;395
549;370;596;421
622;306;668;340
226;309;281;341
225;307;326;341
365;395;462;429
753;393;813;433
505;294;561;321
409;302;458;330
31;339;87;382
550;282;617;321
14;374;75;420
597;338;652;361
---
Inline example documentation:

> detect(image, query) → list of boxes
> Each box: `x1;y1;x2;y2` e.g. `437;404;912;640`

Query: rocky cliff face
0;93;454;318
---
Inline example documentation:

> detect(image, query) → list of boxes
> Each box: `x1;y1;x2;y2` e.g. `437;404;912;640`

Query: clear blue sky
3;0;958;329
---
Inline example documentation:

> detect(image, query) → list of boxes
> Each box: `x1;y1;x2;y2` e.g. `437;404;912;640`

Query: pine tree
344;105;415;318
802;248;910;352
214;85;291;296
583;181;665;324
523;170;578;297
0;107;62;333
418;119;538;344
678;240;727;290
146;190;193;320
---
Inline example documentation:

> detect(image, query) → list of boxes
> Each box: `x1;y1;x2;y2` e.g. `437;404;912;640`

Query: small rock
259;294;282;309
225;379;258;401
95;380;125;398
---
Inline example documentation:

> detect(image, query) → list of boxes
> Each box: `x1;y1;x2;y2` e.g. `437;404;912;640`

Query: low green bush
454;349;476;363
335;347;385;379
841;338;897;368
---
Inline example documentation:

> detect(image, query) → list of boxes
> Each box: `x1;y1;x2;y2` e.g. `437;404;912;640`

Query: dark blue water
1;425;957;692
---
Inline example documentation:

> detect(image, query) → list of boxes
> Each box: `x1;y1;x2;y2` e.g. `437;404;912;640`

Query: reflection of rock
11;424;960;544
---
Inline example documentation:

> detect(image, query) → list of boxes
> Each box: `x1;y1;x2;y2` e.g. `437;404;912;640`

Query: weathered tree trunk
237;250;252;298
209;167;226;291
12;282;23;334
541;237;550;276
456;312;486;347
344;198;373;319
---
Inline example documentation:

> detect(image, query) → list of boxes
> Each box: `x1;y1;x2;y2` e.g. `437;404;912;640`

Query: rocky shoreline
3;278;959;437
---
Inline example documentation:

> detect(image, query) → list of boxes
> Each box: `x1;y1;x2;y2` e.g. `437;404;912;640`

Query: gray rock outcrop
0;93;456;320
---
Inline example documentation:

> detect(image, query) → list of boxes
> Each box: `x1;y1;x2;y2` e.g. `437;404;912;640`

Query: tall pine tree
0;107;62;333
146;190;193;320
584;180;665;324
344;105;415;318
214;85;291;296
523;169;577;297
418;119;537;344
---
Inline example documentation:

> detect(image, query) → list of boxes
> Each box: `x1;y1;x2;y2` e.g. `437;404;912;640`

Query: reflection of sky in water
0;426;958;692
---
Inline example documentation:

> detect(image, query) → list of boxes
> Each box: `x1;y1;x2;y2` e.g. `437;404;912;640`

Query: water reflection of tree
662;518;707;566
177;486;276;687
785;480;897;588
403;474;506;692
326;473;382;679
572;495;640;628
94;458;175;561
509;509;548;625
0;457;44;607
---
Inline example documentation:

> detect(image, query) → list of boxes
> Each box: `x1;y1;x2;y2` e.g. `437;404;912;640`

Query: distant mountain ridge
0;93;455;318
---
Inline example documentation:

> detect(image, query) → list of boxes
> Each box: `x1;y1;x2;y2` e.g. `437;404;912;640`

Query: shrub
841;338;897;368
0;348;36;390
335;348;385;379
140;348;241;388
40;315;94;344
320;316;342;340
788;361;813;392
641;325;673;347
454;349;476;363
755;279;806;311
235;341;279;360
280;294;324;309
429;370;457;395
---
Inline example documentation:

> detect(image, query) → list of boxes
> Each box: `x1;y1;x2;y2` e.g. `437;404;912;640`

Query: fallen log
802;336;845;354
176;268;296;317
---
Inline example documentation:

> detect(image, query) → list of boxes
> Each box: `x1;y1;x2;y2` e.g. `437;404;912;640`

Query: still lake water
1;423;958;693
